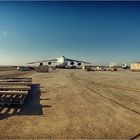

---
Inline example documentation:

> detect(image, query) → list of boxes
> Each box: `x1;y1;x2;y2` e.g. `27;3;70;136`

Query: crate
0;78;32;105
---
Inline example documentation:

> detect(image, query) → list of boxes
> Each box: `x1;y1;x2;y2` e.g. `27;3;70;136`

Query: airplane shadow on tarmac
0;84;51;120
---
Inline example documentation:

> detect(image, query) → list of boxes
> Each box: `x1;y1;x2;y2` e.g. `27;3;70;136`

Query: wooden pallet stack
0;78;32;105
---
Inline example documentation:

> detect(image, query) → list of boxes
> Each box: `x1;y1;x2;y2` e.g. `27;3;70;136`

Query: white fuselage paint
56;56;67;67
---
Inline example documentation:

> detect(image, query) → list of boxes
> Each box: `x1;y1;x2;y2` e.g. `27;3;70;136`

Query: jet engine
78;62;81;66
40;62;43;66
48;62;51;65
71;62;74;65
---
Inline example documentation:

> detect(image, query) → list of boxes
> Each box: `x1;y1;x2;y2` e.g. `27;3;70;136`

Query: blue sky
0;1;140;65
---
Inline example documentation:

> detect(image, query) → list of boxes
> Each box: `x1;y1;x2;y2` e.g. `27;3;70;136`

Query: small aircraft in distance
27;56;90;68
122;63;129;69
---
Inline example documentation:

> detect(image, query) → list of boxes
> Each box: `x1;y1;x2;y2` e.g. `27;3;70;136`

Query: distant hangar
130;62;140;71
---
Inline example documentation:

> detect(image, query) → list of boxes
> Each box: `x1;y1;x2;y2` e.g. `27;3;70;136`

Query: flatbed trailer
0;78;32;105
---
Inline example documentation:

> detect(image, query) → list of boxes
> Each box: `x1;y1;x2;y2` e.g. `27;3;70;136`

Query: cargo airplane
27;56;90;68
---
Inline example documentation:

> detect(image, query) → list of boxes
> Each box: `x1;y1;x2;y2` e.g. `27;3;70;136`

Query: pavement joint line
71;72;140;93
69;72;140;116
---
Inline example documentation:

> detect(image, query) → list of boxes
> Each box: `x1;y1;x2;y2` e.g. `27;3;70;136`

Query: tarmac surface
0;68;140;139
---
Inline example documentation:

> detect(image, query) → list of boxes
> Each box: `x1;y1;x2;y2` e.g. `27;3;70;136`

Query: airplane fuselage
56;56;67;67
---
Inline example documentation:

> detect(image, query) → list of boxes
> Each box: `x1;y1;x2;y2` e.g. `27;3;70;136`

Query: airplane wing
27;59;57;64
66;58;90;64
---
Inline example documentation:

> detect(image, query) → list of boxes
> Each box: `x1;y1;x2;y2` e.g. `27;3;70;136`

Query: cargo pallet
0;78;32;105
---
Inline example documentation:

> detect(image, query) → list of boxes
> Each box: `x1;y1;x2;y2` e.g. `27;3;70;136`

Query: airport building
130;62;140;71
